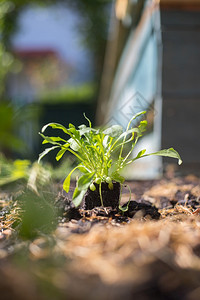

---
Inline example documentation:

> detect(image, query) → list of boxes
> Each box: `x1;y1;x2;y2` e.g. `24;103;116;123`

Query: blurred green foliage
0;151;76;188
0;153;52;188
17;189;58;239
0;2;15;95
39;83;96;104
0;155;30;185
0;101;41;155
0;101;25;153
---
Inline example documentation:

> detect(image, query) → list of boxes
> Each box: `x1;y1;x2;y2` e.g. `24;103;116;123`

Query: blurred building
97;0;200;178
8;49;73;104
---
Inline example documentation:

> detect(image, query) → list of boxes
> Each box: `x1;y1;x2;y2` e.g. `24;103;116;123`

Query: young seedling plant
38;111;182;211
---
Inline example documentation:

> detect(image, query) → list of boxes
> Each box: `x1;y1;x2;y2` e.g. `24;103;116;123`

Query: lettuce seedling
38;111;182;210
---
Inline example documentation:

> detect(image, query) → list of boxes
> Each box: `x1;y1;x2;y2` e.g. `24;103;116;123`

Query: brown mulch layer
1;175;200;299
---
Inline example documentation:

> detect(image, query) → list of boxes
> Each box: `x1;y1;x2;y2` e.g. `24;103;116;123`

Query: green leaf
119;184;132;212
71;172;95;207
103;135;110;148
143;148;182;165
68;127;77;135
72;189;87;207
68;138;80;151
111;172;125;183
77;172;95;190
138;120;147;135
79;127;95;136
39;133;67;145
127;111;146;128
72;186;80;199
38;146;60;163
135;149;146;159
115;128;139;141
103;125;123;137
78;124;86;129
56;147;68;161
63;165;80;193
41;123;69;134
83;113;92;128
78;165;90;173
111;128;140;151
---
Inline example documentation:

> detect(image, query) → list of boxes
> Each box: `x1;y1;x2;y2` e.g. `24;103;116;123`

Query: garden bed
1;174;200;299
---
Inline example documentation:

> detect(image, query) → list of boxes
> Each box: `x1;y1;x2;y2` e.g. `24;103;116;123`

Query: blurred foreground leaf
17;189;58;240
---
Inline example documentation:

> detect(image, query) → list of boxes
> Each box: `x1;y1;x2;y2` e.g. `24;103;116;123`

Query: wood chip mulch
1;175;200;300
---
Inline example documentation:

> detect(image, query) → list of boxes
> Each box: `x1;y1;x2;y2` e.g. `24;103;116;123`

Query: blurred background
0;0;200;179
0;0;110;162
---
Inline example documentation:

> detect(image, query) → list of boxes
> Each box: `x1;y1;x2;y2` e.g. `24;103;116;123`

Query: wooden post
160;0;200;173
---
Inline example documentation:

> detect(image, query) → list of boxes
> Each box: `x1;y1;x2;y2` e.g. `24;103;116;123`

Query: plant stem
99;182;104;206
119;136;139;170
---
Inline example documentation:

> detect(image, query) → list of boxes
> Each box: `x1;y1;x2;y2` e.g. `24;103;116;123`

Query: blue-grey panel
111;32;158;129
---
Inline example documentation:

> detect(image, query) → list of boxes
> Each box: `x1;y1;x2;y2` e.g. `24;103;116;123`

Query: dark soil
122;200;160;219
82;181;120;210
58;183;160;224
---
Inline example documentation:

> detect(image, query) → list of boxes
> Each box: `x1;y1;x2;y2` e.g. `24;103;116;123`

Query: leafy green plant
38;111;182;209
